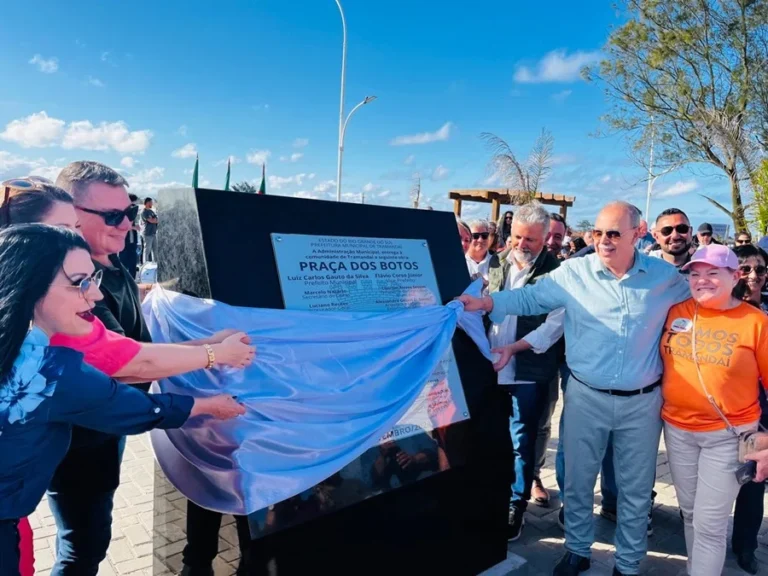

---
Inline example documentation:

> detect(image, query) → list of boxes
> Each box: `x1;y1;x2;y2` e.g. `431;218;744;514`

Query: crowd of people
2;158;768;576
459;201;768;576
0;163;255;576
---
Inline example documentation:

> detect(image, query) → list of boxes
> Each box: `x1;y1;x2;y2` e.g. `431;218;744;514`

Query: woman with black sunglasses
0;225;246;575
730;243;768;574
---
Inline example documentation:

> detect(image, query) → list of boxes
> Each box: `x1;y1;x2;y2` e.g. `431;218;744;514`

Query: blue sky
0;0;739;228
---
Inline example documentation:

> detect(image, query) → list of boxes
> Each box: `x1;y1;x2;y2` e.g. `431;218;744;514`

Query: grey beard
513;249;538;265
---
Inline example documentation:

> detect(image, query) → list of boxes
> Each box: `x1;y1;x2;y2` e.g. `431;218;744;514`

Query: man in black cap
696;222;721;246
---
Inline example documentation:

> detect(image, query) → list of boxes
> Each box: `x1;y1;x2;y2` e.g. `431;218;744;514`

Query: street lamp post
336;96;377;201
335;0;347;202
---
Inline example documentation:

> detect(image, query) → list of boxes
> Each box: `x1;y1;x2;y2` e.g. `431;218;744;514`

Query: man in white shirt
486;202;565;542
465;219;495;293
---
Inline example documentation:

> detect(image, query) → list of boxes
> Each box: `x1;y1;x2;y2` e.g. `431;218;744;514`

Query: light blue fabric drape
144;281;489;515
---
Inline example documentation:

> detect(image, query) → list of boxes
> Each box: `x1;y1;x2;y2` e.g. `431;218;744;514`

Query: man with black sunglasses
50;161;154;575
649;208;694;270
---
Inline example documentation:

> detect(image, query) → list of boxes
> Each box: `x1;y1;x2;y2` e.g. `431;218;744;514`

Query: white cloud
552;89;573;103
293;190;320;200
313;180;336;194
431;165;451;181
214;155;240;166
177;125;188;136
293;138;309;148
87;76;105;88
252;104;270;111
514;49;601;84
30;164;65;182
378;190;392;198
127;166;186;194
280;152;304;163
29;54;58;74
268;173;308;189
121;156;136;168
390;122;453;146
601;174;612;183
308;173;316;180
1;112;65;148
172;143;197;159
246;149;271;165
362;182;380;194
0;151;47;174
656;179;699;199
404;155;415;165
63;120;152;154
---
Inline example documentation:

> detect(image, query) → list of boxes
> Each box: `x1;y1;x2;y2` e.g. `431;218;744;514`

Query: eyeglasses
75;204;139;227
659;224;691;236
736;238;752;245
1;177;54;223
55;269;104;298
739;265;767;277
472;232;490;240
699;232;712;237
592;227;636;242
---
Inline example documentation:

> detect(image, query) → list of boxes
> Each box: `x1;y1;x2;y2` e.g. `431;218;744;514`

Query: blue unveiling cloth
490;250;690;391
144;281;490;515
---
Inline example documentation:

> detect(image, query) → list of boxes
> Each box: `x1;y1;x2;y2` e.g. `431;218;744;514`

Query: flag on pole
224;158;231;191
258;163;266;195
192;155;199;189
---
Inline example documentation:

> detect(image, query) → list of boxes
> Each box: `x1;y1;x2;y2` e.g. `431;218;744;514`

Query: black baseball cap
698;223;713;234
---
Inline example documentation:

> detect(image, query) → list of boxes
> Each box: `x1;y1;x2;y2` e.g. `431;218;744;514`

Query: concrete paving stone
115;553;154;574
155;539;187;560
219;546;242;563
107;537;136;564
98;559;118;576
122;524;151;546
34;548;55;571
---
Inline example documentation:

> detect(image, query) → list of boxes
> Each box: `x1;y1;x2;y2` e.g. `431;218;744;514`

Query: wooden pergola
450;189;575;222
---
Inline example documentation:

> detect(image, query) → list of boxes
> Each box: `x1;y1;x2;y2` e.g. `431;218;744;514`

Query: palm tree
231;181;258;194
480;128;555;203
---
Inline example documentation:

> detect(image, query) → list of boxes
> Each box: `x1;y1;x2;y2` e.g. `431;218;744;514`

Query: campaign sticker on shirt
670;318;693;333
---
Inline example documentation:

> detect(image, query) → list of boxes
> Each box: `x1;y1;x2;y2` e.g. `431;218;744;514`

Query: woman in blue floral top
0;224;245;575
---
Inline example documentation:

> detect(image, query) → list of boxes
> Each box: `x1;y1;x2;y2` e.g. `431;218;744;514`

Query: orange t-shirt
661;298;768;432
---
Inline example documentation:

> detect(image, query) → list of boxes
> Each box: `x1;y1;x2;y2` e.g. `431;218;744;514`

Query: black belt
570;373;661;397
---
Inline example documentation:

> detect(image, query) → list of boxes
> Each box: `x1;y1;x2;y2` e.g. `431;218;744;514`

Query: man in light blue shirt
460;201;690;576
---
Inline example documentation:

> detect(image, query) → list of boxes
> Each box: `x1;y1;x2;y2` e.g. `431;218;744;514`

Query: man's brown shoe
531;476;550;507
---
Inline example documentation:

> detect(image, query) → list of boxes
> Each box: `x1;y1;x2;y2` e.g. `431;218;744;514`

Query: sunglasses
472;232;490;240
659;224;691;236
699;232;712;237
736;238;752;245
592;227;635;241
1;177;55;222
76;204;139;227
56;269;104;298
739;265;767;276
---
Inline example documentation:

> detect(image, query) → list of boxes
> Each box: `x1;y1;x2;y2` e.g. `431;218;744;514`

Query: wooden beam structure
449;189;576;223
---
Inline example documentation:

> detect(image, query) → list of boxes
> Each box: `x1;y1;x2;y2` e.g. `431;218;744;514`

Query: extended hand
746;449;768;482
456;294;493;313
491;346;516;372
208;329;243;344
190;395;246;420
212;333;256;369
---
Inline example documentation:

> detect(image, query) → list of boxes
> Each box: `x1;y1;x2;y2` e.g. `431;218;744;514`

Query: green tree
583;0;768;232
576;219;593;233
231;181;258;194
749;159;768;235
480;128;555;203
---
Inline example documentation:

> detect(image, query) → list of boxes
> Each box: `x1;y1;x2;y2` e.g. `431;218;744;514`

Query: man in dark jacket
487;202;564;541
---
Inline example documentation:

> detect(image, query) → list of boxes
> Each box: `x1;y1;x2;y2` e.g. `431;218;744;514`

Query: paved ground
29;398;768;575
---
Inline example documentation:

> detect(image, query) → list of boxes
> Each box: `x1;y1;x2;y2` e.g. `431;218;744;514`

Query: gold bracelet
203;344;215;369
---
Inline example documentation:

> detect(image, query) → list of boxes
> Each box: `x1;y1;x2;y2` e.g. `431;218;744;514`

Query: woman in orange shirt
661;245;768;576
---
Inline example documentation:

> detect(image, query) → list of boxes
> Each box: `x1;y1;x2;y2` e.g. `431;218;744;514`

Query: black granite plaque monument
153;188;513;576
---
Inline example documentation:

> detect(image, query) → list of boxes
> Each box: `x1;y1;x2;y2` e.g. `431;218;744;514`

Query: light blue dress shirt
489;251;690;391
